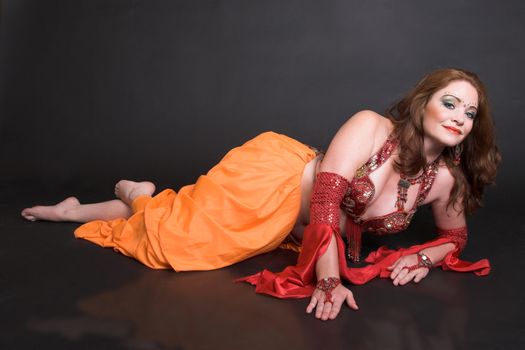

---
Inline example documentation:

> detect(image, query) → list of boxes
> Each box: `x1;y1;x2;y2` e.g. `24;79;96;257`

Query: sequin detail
341;134;439;234
310;172;350;232
341;134;397;219
437;226;468;252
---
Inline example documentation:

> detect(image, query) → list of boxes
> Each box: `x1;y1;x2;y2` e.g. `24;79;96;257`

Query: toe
21;211;36;221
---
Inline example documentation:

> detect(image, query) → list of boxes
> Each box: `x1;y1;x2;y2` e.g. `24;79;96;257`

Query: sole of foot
114;180;156;205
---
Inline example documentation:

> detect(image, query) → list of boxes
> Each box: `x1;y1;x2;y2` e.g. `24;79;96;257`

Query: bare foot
114;180;155;206
21;197;81;222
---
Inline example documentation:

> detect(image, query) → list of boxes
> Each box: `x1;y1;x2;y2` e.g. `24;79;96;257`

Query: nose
452;111;465;126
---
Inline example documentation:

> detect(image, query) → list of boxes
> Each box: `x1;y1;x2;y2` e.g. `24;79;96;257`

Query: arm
305;111;388;319
389;165;466;285
238;111;392;314
420;176;469;261
315;110;387;273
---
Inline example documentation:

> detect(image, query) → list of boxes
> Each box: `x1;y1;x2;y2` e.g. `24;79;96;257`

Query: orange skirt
74;132;317;271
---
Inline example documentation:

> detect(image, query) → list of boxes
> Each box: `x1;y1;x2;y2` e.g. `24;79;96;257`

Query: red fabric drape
238;223;491;299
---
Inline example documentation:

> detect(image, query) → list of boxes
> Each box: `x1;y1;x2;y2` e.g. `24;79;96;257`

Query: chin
439;131;466;147
442;138;460;147
428;134;462;149
442;138;463;148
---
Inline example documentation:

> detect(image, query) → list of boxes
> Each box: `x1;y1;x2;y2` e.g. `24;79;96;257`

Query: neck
423;136;445;164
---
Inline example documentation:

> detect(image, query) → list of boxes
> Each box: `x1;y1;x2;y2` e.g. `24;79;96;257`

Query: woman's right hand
306;284;359;320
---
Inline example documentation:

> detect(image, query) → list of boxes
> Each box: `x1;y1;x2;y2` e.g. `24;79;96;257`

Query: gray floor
2;180;524;350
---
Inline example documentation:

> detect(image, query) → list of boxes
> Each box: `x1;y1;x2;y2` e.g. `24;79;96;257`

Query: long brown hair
386;68;501;214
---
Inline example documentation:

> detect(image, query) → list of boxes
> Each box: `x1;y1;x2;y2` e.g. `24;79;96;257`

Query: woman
21;68;500;321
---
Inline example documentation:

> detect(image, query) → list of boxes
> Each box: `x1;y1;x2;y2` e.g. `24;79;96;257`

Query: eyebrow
442;94;478;111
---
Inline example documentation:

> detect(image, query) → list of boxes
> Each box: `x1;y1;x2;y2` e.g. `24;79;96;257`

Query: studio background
1;1;525;349
2;0;524;210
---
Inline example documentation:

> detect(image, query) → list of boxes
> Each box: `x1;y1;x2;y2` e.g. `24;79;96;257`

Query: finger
391;262;407;280
390;266;400;279
321;299;333;321
387;259;401;271
399;269;422;285
391;258;410;279
315;300;325;319
306;295;318;314
328;297;344;319
413;272;423;283
345;291;359;311
413;268;429;283
393;268;409;286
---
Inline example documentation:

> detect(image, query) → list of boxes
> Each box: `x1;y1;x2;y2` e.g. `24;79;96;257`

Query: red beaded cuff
437;226;468;252
310;172;350;232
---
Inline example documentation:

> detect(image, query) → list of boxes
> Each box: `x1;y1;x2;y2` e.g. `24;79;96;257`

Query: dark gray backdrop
1;0;524;211
3;3;525;349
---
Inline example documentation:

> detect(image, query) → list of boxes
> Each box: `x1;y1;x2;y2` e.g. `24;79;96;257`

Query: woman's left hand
387;254;430;286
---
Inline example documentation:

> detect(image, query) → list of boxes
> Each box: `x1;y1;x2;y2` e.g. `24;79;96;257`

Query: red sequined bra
340;134;440;261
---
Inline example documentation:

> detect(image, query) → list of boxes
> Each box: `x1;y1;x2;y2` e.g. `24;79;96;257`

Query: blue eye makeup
466;111;476;120
441;99;455;109
441;95;477;120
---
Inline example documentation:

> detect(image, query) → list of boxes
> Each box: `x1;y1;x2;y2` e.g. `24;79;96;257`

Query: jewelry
395;160;439;212
310;172;350;230
453;143;463;166
437;226;468;252
395;172;425;211
316;277;341;304
404;251;433;272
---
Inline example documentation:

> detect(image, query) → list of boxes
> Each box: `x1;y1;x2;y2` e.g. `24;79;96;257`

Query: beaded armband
437;226;468;252
310;172;350;232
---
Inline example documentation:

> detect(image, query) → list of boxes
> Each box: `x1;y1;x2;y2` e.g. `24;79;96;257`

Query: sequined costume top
341;133;439;235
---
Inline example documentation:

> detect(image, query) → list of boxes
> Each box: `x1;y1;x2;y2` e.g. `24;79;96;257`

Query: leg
21;179;156;223
21;198;133;223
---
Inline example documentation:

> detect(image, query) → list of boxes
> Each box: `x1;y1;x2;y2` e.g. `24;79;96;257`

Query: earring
453;143;463;166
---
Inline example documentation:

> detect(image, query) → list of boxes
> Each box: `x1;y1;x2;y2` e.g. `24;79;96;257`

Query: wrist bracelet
316;277;341;304
417;251;433;268
404;252;433;272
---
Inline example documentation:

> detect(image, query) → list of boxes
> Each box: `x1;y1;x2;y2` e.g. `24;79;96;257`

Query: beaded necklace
395;160;439;211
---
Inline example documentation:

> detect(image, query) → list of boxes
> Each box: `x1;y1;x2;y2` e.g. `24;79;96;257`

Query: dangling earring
453;143;463;166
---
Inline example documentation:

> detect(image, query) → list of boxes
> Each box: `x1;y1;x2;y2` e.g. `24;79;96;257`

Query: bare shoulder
341;110;393;151
347;109;389;127
319;110;392;178
340;110;392;142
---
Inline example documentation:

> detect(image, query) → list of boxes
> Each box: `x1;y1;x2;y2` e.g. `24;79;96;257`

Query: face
422;80;479;148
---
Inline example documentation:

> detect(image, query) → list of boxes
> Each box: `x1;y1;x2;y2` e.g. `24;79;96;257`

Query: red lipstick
443;125;462;135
